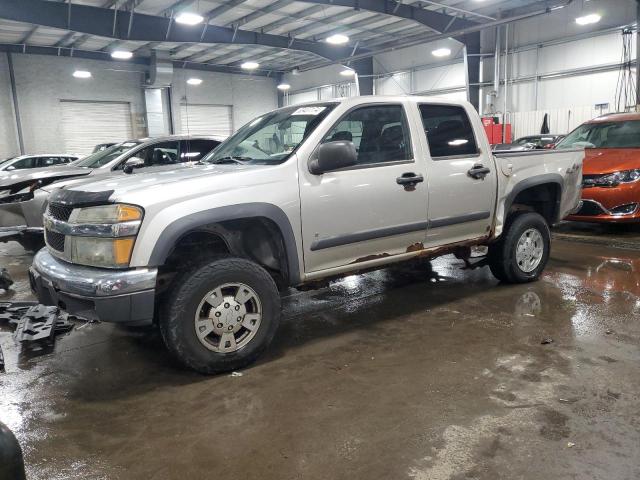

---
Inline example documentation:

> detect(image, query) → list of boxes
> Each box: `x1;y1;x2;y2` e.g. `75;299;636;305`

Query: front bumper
29;249;157;324
567;183;640;223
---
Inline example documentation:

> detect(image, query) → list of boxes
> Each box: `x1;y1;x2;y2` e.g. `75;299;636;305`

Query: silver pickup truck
29;96;584;374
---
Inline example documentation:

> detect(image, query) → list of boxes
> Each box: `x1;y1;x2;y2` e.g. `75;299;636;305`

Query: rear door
417;103;497;246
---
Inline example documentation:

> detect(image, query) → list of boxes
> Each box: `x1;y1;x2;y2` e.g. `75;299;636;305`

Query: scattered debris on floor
567;442;576;448
605;329;614;335
230;371;244;377
0;343;4;373
541;337;554;345
0;268;13;291
0;302;85;362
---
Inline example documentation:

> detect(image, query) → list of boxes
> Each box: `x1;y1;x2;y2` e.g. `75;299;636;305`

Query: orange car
557;112;640;223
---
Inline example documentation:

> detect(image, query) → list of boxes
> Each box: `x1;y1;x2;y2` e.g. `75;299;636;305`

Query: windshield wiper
207;156;252;165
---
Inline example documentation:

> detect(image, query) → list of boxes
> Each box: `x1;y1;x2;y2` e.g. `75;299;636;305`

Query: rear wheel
488;212;550;283
159;257;281;374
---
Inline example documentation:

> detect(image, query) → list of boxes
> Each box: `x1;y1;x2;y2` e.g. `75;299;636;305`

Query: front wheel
488;212;550;283
159;257;281;374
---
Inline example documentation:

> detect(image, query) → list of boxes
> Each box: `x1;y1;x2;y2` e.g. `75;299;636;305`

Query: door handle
467;164;491;179
396;172;424;190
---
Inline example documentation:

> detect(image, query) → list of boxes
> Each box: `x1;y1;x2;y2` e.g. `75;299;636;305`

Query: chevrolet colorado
29;96;584;373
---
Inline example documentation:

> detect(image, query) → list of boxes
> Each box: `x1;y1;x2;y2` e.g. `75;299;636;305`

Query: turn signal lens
117;205;143;222
114;238;135;265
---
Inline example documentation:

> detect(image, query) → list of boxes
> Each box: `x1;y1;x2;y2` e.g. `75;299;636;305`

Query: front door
417;103;497;247
299;102;429;274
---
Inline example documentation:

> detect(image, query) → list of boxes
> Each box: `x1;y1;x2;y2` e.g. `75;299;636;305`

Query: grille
47;202;73;221
574;200;606;216
45;229;66;252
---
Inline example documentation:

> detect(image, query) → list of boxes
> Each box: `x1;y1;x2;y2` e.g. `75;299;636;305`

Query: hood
0;164;90;189
39;161;195;192
583;148;640;175
63;163;273;201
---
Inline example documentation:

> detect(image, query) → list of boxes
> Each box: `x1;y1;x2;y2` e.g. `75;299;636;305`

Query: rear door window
419;104;479;158
180;139;219;162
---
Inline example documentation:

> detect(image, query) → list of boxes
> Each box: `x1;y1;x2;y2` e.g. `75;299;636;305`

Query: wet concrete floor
0;238;639;480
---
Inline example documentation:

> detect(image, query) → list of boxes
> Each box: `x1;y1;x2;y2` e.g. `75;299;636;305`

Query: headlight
68;237;135;268
51;203;143;268
70;204;142;224
595;169;640;186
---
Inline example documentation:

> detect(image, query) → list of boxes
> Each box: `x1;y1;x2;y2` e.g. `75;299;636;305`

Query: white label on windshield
292;106;326;116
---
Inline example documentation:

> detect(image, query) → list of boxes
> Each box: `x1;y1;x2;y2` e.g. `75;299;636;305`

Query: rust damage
351;253;391;264
406;242;424;253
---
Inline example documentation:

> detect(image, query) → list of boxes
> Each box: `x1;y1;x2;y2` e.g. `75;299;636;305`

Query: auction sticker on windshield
292;106;326;116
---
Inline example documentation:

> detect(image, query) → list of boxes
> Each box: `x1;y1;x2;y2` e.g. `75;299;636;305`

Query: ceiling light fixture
340;67;355;77
72;70;92;79
277;83;291;90
326;34;349;45
241;61;260;70
175;12;204;25
431;47;451;57
575;13;601;25
111;50;133;60
187;78;203;85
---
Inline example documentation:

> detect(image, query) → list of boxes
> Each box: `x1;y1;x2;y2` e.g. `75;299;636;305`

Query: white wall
0;53;278;155
8;54;147;154
172;68;277;132
0;54;19;159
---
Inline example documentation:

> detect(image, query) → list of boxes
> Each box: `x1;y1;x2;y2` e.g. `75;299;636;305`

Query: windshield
74;142;140;168
203;103;338;165
0;156;18;165
557;120;640;149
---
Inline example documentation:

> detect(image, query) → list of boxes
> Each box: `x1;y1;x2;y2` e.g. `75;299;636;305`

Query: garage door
60;100;133;157
180;104;233;137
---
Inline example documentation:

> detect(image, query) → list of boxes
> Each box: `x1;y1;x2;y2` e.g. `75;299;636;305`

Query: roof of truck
282;95;473;109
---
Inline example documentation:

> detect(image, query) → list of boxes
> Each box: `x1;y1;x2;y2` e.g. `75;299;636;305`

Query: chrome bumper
29;249;158;324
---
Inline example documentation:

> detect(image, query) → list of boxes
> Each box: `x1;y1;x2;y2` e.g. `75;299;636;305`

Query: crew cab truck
29;96;584;374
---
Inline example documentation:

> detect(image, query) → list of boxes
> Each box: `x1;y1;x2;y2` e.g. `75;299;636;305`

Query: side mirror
309;141;357;175
123;156;144;174
5;166;15;171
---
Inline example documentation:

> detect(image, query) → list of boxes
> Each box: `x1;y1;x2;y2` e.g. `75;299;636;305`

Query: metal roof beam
0;0;354;61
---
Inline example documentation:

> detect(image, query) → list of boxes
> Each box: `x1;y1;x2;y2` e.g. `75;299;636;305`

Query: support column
636;0;640;107
6;53;24;155
462;32;481;111
352;57;374;96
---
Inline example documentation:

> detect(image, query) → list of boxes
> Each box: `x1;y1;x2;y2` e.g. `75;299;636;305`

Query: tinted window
124;141;180;168
323;105;412;165
75;142;140;168
11;157;36;170
181;139;219;162
419;104;478;158
37;156;62;167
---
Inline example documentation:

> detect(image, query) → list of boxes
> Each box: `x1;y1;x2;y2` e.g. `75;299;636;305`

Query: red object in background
484;124;512;145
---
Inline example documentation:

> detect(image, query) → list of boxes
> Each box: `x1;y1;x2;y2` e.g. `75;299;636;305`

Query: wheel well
508;183;560;224
158;217;291;290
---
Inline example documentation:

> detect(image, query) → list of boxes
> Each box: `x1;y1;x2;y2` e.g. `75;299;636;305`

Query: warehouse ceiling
0;0;563;74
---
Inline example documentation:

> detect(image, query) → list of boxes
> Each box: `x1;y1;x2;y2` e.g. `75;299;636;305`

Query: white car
0;154;77;171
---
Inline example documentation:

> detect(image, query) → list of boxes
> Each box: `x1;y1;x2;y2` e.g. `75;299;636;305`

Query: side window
180;140;218;162
419;104;479;158
126;141;180;168
11;157;35;170
323;105;412;165
38;156;60;167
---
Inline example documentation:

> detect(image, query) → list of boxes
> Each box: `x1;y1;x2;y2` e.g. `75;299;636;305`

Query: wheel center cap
211;296;246;334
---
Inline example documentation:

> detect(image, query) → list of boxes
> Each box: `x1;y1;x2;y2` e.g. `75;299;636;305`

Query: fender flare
147;203;301;285
503;173;564;224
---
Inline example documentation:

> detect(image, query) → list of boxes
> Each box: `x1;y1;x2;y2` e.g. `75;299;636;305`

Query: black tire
488;212;550;284
159;256;281;374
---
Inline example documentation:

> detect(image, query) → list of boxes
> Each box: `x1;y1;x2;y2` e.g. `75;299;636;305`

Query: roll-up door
60;100;133;157
180;104;233;137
